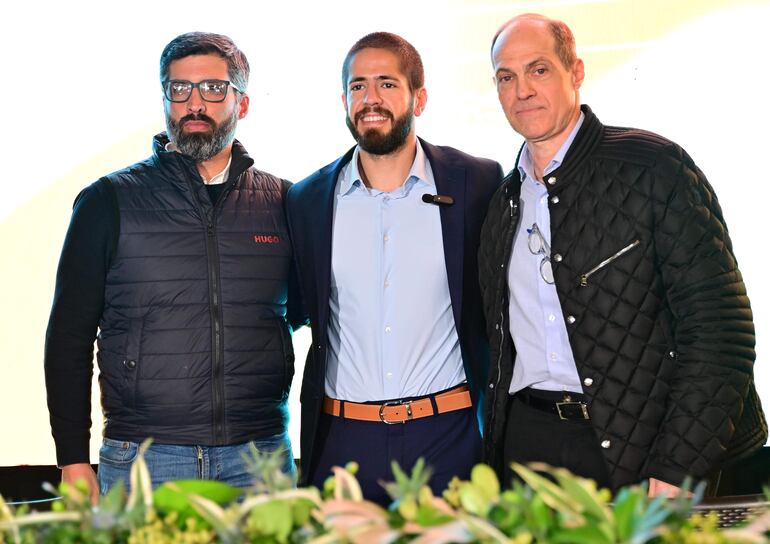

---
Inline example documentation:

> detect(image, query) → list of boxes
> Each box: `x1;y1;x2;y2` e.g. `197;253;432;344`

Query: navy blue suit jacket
286;138;503;480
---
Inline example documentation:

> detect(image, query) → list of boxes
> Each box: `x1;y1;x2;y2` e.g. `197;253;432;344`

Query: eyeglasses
527;223;554;284
162;79;242;103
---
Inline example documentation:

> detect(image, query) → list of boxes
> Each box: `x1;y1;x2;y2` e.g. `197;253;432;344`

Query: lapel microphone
422;193;455;206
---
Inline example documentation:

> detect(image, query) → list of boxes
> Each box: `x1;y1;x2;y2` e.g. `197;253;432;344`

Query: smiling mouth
356;107;392;125
360;114;389;123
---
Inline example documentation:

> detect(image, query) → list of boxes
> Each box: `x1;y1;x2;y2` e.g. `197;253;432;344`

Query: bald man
478;13;766;496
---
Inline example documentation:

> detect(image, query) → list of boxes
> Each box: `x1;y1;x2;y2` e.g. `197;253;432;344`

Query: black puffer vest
96;134;294;445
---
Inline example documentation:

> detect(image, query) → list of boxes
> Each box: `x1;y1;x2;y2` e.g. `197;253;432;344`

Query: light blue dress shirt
507;113;585;395
325;141;465;402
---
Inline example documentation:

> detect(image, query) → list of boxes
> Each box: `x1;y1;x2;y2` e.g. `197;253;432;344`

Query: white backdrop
1;0;768;466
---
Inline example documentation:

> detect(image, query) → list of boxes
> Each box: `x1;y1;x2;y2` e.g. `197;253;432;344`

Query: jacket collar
504;104;604;198
151;132;255;187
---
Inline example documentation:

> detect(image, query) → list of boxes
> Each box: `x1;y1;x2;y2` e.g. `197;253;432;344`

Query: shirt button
669;350;677;358
385;326;392;333
124;359;136;369
548;314;556;322
550;352;558;361
384;281;390;288
495;323;499;330
553;253;563;262
383;234;390;242
601;440;611;449
489;383;494;389
551;196;560;204
386;372;393;379
583;377;594;387
566;315;576;324
547;176;557;185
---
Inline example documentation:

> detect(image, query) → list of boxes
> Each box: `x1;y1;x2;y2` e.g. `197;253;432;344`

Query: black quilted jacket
478;105;767;489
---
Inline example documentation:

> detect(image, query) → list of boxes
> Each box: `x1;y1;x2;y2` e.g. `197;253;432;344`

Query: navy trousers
309;406;481;505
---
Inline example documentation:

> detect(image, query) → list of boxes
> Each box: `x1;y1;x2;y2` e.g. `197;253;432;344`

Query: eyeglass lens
165;80;231;102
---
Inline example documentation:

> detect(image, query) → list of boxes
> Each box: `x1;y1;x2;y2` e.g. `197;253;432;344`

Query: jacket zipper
580;239;641;287
206;221;225;444
490;196;519;439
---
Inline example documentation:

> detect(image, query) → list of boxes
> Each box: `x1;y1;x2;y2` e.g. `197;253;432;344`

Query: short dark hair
160;32;249;92
491;14;577;70
342;32;424;92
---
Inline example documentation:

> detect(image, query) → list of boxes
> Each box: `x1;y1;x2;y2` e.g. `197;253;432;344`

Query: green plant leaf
248;500;294;543
470;464;500;502
549;466;612;523
612;487;642;541
459;484;491;518
551;524;613;544
154;480;242;527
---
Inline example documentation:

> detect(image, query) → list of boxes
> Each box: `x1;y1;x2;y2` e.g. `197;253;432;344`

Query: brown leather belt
322;384;472;424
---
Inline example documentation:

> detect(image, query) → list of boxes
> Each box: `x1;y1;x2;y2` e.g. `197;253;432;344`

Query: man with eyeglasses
44;32;304;502
478;14;766;496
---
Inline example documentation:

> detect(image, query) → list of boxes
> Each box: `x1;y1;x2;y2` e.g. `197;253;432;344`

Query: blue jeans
97;432;295;495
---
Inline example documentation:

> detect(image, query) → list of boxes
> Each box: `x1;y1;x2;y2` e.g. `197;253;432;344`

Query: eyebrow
496;56;552;76
525;57;551;70
348;74;399;86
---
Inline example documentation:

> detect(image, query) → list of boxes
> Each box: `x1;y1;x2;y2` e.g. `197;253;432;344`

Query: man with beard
45;32;304;502
286;32;503;504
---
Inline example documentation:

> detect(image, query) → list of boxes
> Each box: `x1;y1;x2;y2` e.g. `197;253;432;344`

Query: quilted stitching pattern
479;106;767;488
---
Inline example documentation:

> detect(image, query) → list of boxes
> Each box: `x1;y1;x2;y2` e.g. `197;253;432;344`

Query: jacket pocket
276;318;295;398
580;239;641;287
122;317;144;407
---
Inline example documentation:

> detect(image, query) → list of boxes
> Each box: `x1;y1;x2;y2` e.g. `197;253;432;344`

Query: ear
341;92;348;112
237;93;250;119
413;87;428;117
572;58;585;90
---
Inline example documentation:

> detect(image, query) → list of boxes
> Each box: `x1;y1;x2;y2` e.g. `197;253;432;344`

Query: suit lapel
420;138;466;333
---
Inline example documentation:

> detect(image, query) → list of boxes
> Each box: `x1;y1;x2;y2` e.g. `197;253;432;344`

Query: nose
516;77;536;100
186;87;206;114
363;85;382;106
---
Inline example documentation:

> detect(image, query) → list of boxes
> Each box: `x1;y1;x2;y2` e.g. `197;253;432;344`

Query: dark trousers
503;391;612;490
310;407;481;505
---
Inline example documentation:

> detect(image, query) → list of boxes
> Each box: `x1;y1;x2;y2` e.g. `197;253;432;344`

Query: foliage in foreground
1;442;769;543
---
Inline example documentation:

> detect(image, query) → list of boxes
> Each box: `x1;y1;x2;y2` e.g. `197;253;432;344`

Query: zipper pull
207;223;214;236
580;275;588;287
509;199;514;217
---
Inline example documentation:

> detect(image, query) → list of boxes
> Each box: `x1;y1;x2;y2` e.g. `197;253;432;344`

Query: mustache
179;113;216;127
355;106;393;123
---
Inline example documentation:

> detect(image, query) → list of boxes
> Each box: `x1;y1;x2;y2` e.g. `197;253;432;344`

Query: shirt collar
165;141;232;185
340;139;434;197
518;111;585;183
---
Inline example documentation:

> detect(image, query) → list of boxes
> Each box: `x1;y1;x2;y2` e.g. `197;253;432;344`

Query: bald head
492;14;576;71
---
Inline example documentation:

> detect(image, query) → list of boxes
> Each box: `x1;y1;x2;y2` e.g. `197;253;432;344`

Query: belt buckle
379;400;413;424
555;400;589;420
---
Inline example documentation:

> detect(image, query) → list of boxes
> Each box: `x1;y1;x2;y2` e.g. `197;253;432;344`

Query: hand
61;463;99;505
648;477;690;498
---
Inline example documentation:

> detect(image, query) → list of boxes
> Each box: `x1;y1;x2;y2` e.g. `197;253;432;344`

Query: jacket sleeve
642;144;763;484
281;179;309;332
44;180;116;467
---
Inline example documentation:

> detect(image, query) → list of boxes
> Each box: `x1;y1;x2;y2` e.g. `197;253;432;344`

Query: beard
345;106;413;155
166;108;239;162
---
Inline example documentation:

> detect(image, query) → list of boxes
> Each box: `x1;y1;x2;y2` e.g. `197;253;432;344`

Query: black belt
515;388;590;420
